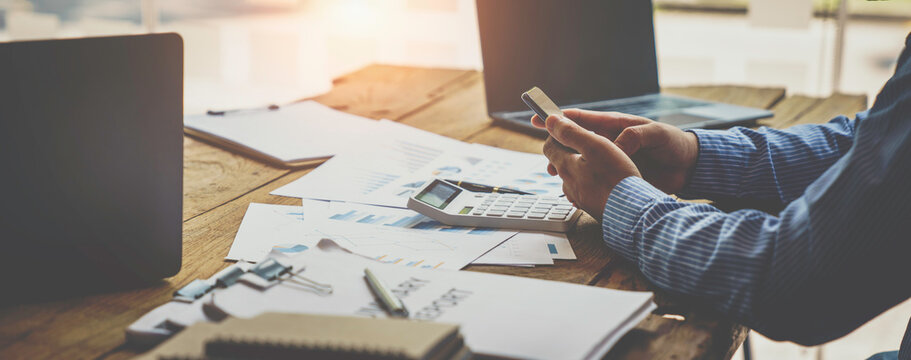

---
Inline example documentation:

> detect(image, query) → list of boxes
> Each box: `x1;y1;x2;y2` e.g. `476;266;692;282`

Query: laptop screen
477;0;659;113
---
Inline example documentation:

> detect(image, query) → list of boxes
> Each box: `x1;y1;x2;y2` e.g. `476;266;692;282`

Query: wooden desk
0;65;867;360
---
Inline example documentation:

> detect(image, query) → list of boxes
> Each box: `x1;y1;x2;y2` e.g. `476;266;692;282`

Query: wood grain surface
0;65;868;360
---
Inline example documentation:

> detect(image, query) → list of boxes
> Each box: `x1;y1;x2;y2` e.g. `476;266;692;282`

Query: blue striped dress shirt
602;35;911;356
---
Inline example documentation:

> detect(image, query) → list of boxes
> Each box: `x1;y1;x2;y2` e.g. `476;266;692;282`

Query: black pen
206;104;280;116
444;179;531;195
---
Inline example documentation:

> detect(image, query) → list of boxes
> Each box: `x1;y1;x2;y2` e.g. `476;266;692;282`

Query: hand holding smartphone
521;87;578;153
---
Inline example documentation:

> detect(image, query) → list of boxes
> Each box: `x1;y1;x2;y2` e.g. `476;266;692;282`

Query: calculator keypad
472;194;576;221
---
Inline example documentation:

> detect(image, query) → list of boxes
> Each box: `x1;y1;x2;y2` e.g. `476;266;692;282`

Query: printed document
207;251;656;360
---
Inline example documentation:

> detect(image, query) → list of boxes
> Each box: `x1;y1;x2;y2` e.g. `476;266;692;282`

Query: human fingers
542;136;581;175
531;114;546;128
562;108;652;138
545;115;611;161
547;163;557;176
613;123;667;156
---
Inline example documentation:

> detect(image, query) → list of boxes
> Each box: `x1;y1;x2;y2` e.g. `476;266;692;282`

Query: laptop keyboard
586;97;704;117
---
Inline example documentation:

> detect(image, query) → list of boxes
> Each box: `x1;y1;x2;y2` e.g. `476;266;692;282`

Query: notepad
184;101;379;168
136;313;469;360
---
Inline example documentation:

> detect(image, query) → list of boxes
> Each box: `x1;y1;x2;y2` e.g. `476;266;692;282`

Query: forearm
678;114;859;204
603;175;910;345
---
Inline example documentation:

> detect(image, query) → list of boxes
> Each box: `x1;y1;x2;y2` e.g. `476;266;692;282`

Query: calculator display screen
415;180;461;209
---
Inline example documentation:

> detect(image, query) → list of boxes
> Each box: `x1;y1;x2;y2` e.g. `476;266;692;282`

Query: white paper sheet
208;251;656;360
225;203;324;262
322;201;553;266
228;202;513;270
184;100;379;163
270;120;468;206
271;121;566;207
540;232;577;260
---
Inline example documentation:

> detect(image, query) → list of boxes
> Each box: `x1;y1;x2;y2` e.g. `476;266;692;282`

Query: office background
0;0;908;358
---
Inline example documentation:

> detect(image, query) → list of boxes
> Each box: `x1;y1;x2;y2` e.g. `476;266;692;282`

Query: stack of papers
271;120;565;207
208;250;656;360
226;202;573;269
229;119;575;268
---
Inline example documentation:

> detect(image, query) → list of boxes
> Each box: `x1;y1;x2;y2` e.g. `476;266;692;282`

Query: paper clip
250;258;333;296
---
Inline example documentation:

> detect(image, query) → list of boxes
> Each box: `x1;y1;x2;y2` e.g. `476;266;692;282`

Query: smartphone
521;87;577;153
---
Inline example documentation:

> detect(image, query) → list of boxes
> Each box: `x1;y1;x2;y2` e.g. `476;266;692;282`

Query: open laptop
476;0;772;134
0;34;183;294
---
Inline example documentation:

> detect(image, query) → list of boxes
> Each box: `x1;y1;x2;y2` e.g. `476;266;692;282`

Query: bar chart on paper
327;202;501;235
324;202;565;265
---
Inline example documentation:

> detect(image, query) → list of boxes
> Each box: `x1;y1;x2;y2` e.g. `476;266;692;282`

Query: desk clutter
132;102;658;359
131;250;655;359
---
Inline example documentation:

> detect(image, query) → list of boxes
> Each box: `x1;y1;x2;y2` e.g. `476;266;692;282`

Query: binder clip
240;258;333;295
173;263;250;303
173;279;215;303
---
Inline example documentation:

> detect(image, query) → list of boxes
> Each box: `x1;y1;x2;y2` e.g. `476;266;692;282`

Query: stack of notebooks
138;313;471;360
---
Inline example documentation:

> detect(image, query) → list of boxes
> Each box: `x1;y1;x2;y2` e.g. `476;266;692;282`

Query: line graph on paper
308;218;513;271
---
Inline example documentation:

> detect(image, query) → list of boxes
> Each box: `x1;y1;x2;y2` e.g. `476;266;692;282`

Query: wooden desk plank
789;93;867;126
397;71;495;140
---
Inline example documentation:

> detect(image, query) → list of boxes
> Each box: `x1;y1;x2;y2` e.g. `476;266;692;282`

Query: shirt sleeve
677;113;862;205
603;167;911;345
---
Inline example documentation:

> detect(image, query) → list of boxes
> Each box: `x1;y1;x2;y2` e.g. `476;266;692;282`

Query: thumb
614;124;662;156
545;115;607;159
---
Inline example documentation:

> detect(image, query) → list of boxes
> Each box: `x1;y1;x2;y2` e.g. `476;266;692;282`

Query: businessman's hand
532;109;699;194
539;115;641;220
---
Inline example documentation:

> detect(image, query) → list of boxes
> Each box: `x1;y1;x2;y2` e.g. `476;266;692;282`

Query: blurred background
0;0;909;358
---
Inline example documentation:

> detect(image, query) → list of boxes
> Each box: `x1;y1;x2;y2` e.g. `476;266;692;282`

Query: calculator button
506;212;525;218
500;194;519;199
526;213;546;219
482;200;494;204
490;205;509;210
486;194;499;200
486;211;505;217
533;206;552;212
547;214;568;220
511;206;530;212
555;205;573;211
474;193;485;198
472;210;485;215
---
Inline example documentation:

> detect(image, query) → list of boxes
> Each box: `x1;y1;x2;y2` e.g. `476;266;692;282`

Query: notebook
183;101;379;168
137;312;470;360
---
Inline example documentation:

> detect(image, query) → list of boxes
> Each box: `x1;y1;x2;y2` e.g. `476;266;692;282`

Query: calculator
407;179;582;232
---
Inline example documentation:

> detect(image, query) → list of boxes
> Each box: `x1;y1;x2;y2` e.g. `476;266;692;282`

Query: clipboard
183;101;379;169
184;126;330;168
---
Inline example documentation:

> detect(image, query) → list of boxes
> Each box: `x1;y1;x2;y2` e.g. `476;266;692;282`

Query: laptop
476;0;772;134
0;34;183;294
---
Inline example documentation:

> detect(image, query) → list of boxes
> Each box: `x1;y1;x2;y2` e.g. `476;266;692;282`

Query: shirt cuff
677;128;749;199
602;176;669;263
